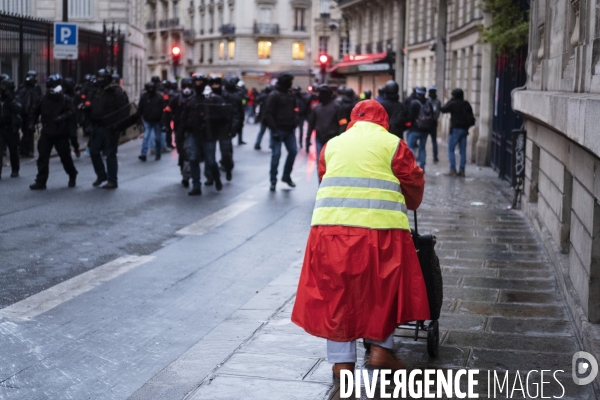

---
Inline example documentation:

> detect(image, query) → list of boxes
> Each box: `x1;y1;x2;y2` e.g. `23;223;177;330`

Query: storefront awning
329;52;391;74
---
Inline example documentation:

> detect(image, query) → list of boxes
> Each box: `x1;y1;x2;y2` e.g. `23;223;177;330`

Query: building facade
335;0;495;165
513;0;600;344
1;0;147;98
145;0;313;90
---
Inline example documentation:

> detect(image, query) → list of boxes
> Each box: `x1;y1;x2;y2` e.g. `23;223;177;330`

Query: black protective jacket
222;89;244;136
31;93;75;138
440;98;474;130
380;96;407;138
0;96;22;134
163;92;194;135
307;100;341;144
180;92;232;142
16;84;42;115
336;97;358;133
407;97;427;133
136;91;166;123
89;83;129;127
263;84;298;132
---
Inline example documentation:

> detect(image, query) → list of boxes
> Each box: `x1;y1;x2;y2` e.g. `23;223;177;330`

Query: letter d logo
572;351;598;385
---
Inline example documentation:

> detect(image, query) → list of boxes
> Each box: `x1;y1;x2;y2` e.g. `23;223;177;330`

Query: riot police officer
162;77;194;187
16;70;42;158
62;77;81;157
29;74;78;190
221;77;243;181
0;77;22;180
87;69;129;189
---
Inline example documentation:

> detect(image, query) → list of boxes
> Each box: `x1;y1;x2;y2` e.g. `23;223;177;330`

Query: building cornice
446;18;483;42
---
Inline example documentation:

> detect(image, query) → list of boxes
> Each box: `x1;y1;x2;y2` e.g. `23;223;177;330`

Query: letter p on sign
61;27;71;44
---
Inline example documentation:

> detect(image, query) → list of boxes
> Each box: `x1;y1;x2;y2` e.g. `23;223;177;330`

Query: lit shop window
219;41;225;59
292;42;305;60
228;41;235;59
258;41;272;59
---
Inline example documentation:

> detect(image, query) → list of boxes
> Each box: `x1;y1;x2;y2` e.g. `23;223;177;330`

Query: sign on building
54;23;78;60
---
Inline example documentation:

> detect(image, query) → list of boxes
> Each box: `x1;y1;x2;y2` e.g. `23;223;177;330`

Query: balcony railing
220;24;235;35
293;25;306;32
146;20;157;30
253;23;280;36
183;29;196;42
158;18;181;29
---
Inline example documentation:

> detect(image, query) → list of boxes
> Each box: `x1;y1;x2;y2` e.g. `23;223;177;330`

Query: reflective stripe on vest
311;121;410;230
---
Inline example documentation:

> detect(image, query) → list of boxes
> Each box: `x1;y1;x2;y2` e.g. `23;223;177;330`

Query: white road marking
176;200;258;236
0;255;155;322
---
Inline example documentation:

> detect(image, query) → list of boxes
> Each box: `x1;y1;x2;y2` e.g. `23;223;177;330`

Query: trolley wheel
427;320;439;357
363;341;371;352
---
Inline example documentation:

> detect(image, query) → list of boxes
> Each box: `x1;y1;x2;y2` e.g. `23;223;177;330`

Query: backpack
462;101;476;128
415;99;436;131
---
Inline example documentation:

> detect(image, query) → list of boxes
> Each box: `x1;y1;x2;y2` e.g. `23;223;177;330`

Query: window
209;9;214;33
173;1;179;19
228;41;235;59
162;2;168;20
260;7;272;24
258;41;272;59
209;42;214;63
68;0;92;18
320;0;330;18
219;41;225;59
339;37;349;58
294;8;305;31
292;42;305;60
0;0;31;15
319;36;329;54
200;43;205;63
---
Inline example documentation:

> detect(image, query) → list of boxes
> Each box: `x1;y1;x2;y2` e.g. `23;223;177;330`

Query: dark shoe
10;171;19;178
457;170;466;177
444;170;457;177
138;155;147;162
182;179;190;188
92;178;106;187
367;345;406;371
332;362;355;379
29;182;46;190
238;141;247;145
226;171;232;181
102;182;118;189
75;149;81;158
269;183;276;192
155;155;161;161
205;180;214;186
254;145;261;150
433;157;439;163
68;174;77;188
282;177;296;188
215;178;223;191
188;187;201;196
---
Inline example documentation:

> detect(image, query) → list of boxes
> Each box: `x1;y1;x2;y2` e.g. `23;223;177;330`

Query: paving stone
240;331;326;358
444;286;499;302
439;243;510;251
261;317;308;336
498;290;561;304
442;275;461;287
436;249;458;259
462;277;556;292
458;251;544;262
475;230;535;238
438;237;495;244
441;259;485;268
495;237;541;245
510;244;544;252
216;352;318;381
497;269;555;278
488;317;574;336
304;358;334;384
486;260;550;270
469;349;573;372
444;331;578;353
188;375;331;400
442;267;499;278
457;302;566;319
437;314;486;331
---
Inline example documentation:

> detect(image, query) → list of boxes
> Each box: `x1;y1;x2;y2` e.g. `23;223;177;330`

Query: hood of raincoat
346;99;390;131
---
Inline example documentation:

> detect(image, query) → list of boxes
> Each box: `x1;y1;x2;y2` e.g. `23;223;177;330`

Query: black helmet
145;82;155;91
63;77;75;93
83;74;91;83
343;87;355;98
112;73;120;83
384;80;399;96
377;86;384;96
451;88;464;100
0;78;15;93
170;80;178;90
96;69;112;87
180;77;193;88
264;85;274;94
45;74;63;88
363;89;372;99
223;77;236;91
25;70;37;85
192;73;207;83
0;73;9;82
292;85;301;92
151;75;161;84
209;76;222;86
162;80;170;90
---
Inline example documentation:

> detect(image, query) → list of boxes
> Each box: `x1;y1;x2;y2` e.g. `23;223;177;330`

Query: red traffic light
172;46;181;56
319;54;329;65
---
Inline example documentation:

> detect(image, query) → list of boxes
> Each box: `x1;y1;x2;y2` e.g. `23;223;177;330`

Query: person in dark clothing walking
29;74;78;190
254;85;273;150
293;85;310;148
180;74;230;195
375;87;385;103
427;85;442;163
336;87;359;133
221;77;243;181
0;78;22;180
405;86;429;170
137;82;166;161
307;84;341;166
163;77;194;187
87;69;129;189
62;78;81;158
440;88;475;177
379;80;407;140
263;73;299;191
16;70;42;158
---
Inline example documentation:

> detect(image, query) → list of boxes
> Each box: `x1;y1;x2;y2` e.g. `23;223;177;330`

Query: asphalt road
0;125;319;398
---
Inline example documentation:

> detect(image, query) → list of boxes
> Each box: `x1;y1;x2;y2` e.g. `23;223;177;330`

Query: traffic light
172;46;181;66
318;53;330;83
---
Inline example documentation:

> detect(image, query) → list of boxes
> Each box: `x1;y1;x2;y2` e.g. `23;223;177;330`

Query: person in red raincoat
291;100;429;379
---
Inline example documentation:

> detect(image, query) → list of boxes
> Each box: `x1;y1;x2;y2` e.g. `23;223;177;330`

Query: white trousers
326;333;395;363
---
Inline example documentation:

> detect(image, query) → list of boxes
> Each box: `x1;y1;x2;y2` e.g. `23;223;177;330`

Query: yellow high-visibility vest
311;121;410;230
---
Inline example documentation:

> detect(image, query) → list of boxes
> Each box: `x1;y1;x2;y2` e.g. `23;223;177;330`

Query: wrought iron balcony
183;29;196;42
220;24;235;35
158;18;181;29
253;23;279;36
293;25;306;32
146;20;157;30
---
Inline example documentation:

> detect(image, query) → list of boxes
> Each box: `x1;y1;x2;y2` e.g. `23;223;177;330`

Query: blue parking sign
54;23;78;46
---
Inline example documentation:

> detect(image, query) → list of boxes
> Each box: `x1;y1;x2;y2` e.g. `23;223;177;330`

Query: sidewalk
133;143;597;400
